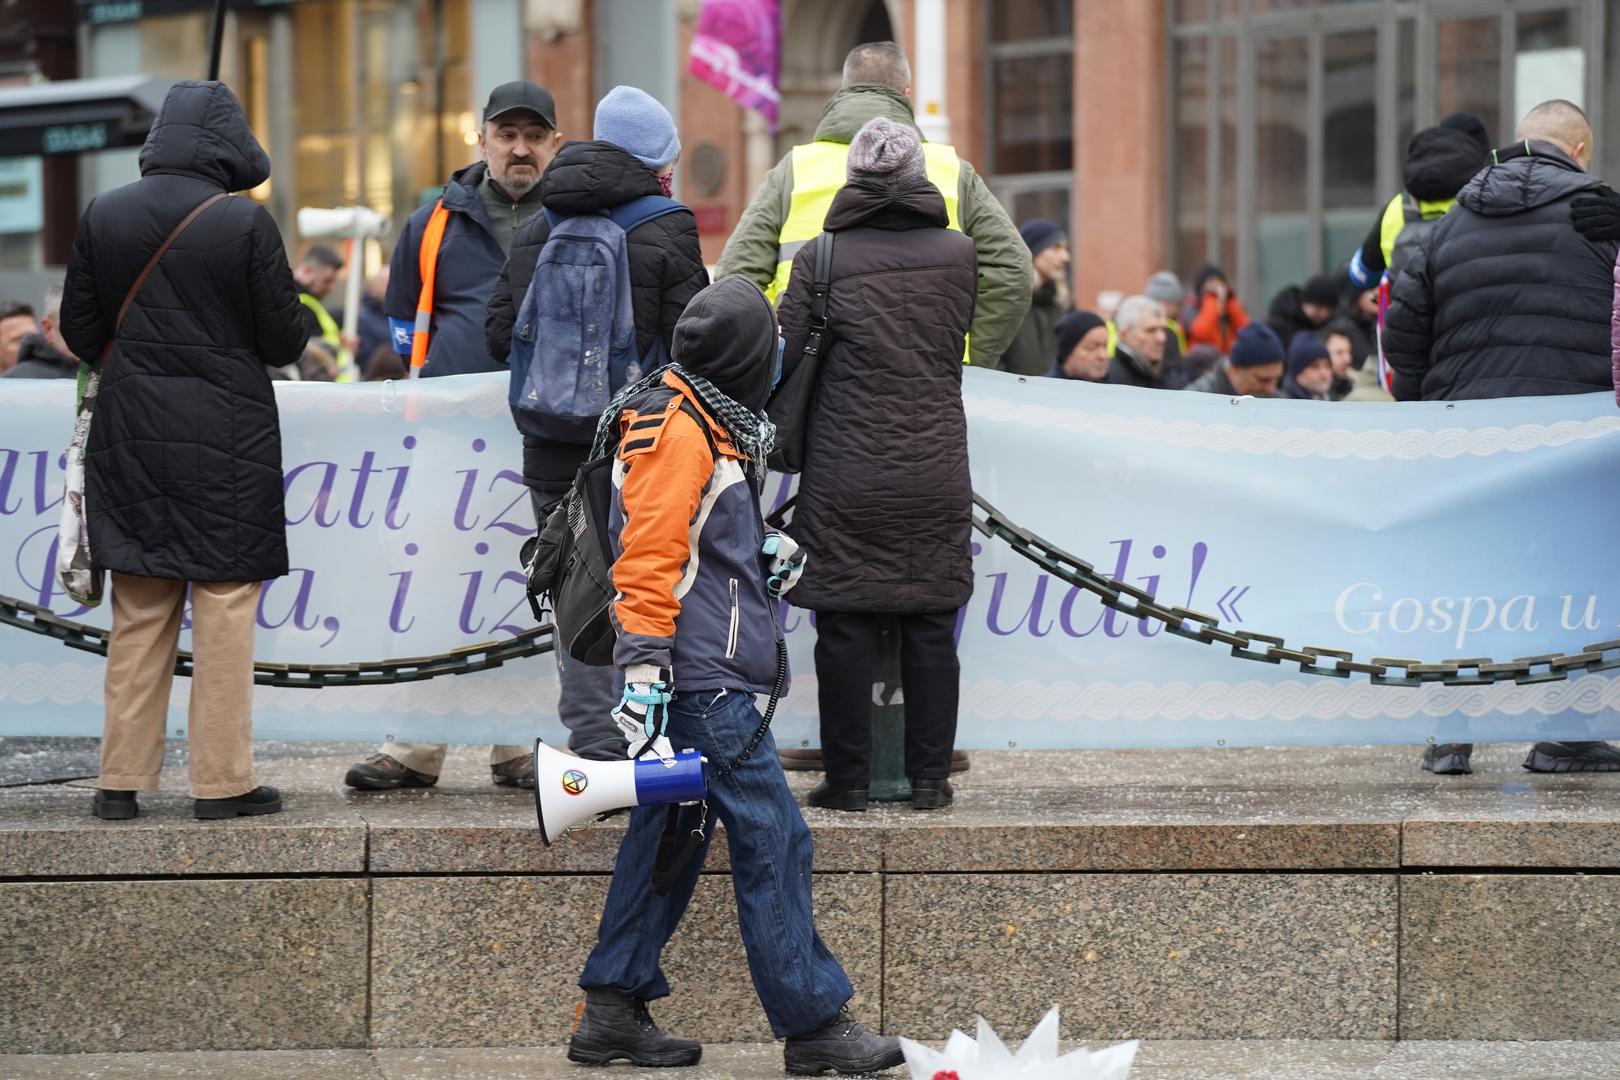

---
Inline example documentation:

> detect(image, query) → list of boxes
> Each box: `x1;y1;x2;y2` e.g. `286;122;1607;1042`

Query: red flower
932;1072;961;1080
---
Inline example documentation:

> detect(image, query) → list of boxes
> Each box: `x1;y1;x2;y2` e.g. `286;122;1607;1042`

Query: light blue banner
2;370;1617;748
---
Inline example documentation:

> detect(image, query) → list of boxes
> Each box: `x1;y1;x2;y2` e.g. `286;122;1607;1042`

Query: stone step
6;1041;1620;1080
4;744;1620;1054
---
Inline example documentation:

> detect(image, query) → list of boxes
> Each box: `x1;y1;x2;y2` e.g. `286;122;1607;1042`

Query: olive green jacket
715;85;1031;367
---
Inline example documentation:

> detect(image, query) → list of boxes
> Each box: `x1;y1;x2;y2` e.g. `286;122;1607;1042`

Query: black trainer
92;789;138;820
1421;743;1474;775
784;1007;903;1076
194;785;283;820
910;778;953;810
1524;741;1620;773
344;753;438;791
567;987;701;1067
807;781;868;812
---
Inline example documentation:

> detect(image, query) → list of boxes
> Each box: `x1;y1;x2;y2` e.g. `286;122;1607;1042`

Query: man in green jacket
716;41;1029;368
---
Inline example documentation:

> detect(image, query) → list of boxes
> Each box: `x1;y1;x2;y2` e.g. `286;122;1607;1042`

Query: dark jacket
1265;285;1322;347
1105;345;1163;389
1185;362;1239;396
484;140;709;504
1350;127;1489;286
776;171;977;613
60;80;304;582
1;334;75;379
356;292;389;375
385;161;509;378
1384;142;1619;401
996;277;1064;375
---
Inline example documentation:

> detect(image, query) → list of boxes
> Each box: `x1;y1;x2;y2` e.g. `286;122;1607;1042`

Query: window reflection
1256;36;1310;303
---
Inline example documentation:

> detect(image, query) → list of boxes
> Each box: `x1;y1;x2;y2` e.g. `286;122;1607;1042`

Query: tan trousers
380;742;529;777
99;572;261;800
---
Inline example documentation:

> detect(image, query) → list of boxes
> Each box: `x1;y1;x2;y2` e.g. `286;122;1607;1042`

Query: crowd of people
6;39;1620;1074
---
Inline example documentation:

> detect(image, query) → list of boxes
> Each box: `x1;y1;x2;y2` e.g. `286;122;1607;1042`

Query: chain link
970;492;1619;689
2;493;1615;691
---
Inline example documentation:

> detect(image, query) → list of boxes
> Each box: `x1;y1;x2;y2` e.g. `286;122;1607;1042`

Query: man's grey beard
491;164;540;197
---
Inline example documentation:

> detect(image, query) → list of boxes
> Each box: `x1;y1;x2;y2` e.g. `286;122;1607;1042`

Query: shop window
1255;35;1310;304
1514;9;1584;124
1435;18;1500;134
1322;30;1378;269
1173;36;1210;276
986;0;1074;197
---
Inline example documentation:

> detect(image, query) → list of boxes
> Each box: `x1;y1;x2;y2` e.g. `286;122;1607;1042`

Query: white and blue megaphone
532;738;707;845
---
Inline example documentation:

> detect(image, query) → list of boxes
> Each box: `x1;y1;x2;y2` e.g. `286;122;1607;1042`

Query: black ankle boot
910;778;953;810
567;987;702;1067
784;1007;903;1075
92;789;138;820
194;785;283;820
808;781;868;812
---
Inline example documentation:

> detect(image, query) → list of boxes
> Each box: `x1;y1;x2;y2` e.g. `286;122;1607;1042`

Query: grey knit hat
846;117;925;184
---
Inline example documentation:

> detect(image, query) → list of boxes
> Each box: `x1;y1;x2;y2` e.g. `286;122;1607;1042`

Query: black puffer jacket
1384;142;1619;400
485;140;708;503
776;171;977;613
61;81;304;582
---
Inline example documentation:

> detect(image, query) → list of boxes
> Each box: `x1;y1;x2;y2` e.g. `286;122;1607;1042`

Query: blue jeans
578;689;854;1037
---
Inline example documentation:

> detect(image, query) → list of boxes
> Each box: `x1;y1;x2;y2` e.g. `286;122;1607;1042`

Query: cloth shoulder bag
765;229;834;474
57;192;227;607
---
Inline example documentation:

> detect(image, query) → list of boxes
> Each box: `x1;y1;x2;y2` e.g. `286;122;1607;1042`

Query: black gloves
1571;185;1620;242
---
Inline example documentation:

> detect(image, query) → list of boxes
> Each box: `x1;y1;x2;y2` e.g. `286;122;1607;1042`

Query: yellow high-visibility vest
297;292;357;383
767;139;962;305
1378;192;1455;269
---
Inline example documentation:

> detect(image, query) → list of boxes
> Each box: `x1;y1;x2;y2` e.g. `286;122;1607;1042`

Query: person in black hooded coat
775;117;977;811
60;80;305;820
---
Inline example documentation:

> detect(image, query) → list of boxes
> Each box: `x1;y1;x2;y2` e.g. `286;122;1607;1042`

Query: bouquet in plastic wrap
900;1007;1137;1080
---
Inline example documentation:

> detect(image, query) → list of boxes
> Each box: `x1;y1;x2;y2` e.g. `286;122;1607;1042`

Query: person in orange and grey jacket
776;117;977;813
569;274;901;1077
1185;263;1250;355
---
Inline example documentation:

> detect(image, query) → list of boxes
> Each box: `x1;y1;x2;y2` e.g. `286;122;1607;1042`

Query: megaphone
532;739;707;845
296;205;389;240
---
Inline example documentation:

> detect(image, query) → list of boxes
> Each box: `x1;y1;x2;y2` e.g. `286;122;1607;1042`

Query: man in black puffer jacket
1384;99;1620;780
1384;100;1618;402
484;86;708;766
60;81;306;821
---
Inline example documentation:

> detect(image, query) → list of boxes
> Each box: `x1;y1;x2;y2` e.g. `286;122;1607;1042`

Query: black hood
1440;111;1491;155
823;174;948;232
1403;126;1490;202
671;276;778;412
11;333;74;374
138;80;270;192
542;141;660;216
1457;140;1602;217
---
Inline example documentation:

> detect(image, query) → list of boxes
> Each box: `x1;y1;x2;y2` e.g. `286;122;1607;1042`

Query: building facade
2;0;1613;318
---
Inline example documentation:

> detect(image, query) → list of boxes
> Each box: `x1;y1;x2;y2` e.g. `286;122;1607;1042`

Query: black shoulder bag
765;230;834;474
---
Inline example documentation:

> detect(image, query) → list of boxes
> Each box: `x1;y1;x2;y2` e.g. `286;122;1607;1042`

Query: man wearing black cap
995;218;1070;376
353;81;564;793
1264;273;1340;348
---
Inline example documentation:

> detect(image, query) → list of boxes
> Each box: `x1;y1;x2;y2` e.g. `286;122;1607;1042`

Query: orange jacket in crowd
1187;291;1252;355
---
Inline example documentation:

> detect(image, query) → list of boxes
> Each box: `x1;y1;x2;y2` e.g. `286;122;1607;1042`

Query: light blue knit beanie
594;85;681;170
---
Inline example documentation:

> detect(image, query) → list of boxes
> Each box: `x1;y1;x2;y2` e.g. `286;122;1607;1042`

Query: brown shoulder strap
100;191;229;364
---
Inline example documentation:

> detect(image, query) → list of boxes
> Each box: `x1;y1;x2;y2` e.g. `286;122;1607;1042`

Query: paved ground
6;1040;1620;1079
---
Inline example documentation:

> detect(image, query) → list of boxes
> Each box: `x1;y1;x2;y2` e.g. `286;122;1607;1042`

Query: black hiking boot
567;988;701;1067
910;778;953;810
194;785;283;820
808;781;869;812
92;789;138;820
784;1007;903;1076
1421;743;1474;775
344;753;438;791
1524;741;1620;773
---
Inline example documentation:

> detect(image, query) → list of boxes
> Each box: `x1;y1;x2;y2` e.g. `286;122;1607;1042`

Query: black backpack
522;400;716;666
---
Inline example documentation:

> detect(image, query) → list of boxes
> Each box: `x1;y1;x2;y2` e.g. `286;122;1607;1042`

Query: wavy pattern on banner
966;400;1620;461
958;675;1618;723
0;663;105;706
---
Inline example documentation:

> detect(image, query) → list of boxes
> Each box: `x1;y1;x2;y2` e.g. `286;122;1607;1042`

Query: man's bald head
1517;99;1593;169
842;41;910;92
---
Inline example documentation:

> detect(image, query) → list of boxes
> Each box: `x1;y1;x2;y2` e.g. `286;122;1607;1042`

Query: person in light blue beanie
594;85;682;181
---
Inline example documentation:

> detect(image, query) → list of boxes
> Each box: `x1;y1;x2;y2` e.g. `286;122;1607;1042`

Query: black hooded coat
1383;141;1619;400
60;81;305;582
776;171;978;613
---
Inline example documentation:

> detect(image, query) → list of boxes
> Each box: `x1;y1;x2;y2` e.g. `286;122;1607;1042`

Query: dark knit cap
1019;218;1066;257
1229;323;1285;367
1054;309;1107;364
1302;274;1339;309
1287;331;1331;378
1440;110;1491;155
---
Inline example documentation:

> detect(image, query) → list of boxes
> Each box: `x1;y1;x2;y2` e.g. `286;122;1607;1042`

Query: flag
689;0;780;130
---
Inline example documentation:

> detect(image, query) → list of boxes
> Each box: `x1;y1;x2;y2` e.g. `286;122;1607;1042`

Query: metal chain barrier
970;492;1620;689
3;491;1618;690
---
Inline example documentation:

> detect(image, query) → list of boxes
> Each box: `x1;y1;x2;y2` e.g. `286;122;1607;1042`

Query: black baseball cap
482;81;557;128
